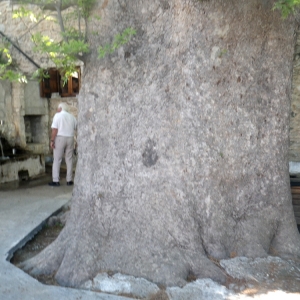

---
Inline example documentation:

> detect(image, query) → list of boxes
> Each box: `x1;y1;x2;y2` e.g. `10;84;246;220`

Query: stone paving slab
0;185;131;300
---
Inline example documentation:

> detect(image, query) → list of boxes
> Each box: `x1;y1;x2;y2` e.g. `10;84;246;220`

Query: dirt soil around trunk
10;223;62;286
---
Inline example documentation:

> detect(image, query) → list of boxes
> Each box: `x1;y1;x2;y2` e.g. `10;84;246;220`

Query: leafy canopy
98;28;137;59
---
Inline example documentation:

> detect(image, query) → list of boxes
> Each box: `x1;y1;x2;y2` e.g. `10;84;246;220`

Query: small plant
148;290;170;300
32;68;50;81
273;0;300;18
98;28;136;58
230;251;237;258
218;49;228;58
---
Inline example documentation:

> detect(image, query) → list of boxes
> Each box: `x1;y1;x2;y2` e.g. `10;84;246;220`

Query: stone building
0;1;80;183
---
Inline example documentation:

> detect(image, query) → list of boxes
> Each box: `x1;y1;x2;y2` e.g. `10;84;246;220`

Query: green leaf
273;0;300;18
98;27;136;59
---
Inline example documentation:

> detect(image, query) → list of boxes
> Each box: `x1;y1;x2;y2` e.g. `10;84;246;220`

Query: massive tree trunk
22;0;300;288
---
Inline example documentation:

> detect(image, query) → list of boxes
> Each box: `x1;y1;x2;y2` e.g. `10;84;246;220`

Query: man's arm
50;128;58;149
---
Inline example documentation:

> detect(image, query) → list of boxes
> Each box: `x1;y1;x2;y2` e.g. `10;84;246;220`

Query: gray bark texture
22;0;300;288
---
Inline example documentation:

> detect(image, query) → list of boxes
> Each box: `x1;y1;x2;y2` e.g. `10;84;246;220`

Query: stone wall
0;1;78;157
0;81;14;143
0;79;50;152
0;81;26;148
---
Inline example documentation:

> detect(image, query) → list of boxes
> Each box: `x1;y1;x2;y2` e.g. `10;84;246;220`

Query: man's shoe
48;181;60;187
67;181;74;186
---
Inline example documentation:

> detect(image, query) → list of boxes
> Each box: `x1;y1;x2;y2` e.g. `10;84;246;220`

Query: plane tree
15;0;300;288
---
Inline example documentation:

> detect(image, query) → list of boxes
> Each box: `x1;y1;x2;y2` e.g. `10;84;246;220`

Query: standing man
49;103;77;187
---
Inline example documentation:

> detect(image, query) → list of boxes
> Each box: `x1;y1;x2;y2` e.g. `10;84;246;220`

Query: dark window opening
40;67;81;98
24;115;44;144
18;170;29;181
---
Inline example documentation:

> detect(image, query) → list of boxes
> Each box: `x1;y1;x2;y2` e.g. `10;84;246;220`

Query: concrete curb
0;185;132;300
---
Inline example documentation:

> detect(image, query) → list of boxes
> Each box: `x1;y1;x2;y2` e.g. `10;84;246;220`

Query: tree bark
22;0;300;288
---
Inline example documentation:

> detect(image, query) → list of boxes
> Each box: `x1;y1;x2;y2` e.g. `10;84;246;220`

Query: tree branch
54;0;67;41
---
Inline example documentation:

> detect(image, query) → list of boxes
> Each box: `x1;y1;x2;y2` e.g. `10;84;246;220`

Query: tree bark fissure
21;0;300;288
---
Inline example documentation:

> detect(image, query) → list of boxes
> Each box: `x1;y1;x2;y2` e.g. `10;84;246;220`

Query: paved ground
0;181;131;300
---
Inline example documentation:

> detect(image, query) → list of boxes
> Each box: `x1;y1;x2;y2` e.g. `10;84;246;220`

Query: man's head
58;103;69;112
